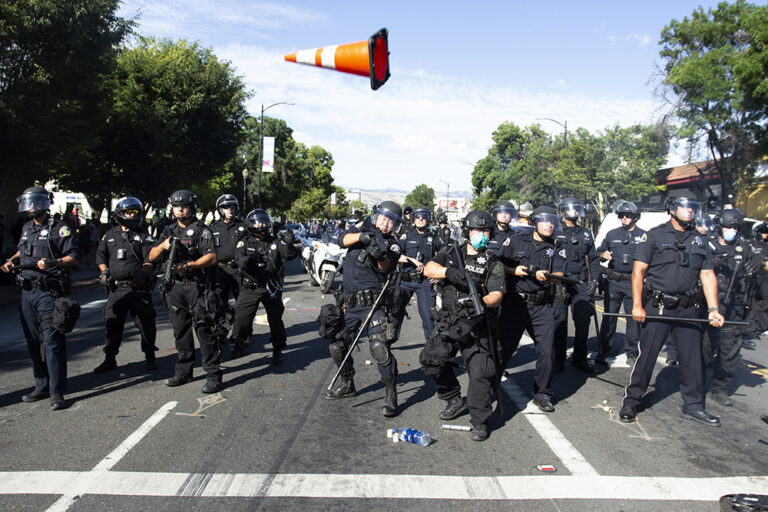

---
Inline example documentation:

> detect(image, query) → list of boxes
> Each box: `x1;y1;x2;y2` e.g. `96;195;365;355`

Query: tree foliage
471;122;667;218
0;0;132;193
658;0;768;197
404;184;436;211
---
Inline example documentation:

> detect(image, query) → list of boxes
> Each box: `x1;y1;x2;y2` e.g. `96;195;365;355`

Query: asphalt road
0;259;767;511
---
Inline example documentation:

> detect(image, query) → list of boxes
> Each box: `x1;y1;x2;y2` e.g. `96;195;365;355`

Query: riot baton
723;260;741;306
601;312;750;327
328;271;395;391
585;255;601;340
541;272;581;286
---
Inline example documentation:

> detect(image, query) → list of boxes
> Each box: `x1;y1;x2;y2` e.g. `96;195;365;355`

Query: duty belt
518;289;554;306
218;260;237;269
343;289;376;308
242;275;266;290
18;276;61;292
644;287;699;310
113;279;135;288
603;269;632;281
400;271;423;283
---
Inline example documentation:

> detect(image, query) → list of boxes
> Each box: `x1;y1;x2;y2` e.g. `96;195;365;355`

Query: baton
328;272;395;390
542;272;582;286
601;312;750;327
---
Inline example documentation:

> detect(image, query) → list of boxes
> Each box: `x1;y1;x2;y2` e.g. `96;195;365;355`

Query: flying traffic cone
284;28;390;90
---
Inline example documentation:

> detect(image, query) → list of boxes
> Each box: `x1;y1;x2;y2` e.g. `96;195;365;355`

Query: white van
594;210;671;249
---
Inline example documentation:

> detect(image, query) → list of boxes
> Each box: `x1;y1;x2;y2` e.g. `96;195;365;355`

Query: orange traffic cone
284;28;390;90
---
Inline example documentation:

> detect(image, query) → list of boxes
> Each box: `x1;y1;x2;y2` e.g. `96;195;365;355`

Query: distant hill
345;188;472;207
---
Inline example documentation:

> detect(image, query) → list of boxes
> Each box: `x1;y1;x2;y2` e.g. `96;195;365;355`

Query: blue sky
118;0;729;193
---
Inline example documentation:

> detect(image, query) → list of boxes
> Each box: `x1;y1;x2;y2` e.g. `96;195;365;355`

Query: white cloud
608;33;652;48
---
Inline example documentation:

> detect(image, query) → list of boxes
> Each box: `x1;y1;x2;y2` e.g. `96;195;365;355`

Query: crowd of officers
4;185;767;444
2;187;298;409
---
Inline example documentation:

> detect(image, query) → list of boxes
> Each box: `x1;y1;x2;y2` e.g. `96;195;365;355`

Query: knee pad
328;340;348;365
369;339;392;365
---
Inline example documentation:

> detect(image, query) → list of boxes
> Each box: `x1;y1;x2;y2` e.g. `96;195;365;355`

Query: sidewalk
0;263;101;311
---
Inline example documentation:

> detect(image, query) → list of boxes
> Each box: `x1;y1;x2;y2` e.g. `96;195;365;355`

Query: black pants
421;325;495;427
103;287;156;358
335;305;398;381
232;285;286;350
506;301;557;401
168;282;221;382
704;304;746;397
623;303;704;412
554;281;594;364
598;279;640;358
498;292;522;371
216;265;240;303
20;288;67;395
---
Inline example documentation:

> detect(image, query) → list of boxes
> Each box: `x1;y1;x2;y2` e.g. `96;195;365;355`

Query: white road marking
1;471;764;501
44;401;177;512
501;372;599;476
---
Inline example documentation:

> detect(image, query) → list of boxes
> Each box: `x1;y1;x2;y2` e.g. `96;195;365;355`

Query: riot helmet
492;200;518;228
216;194;239;218
114;197;144;230
245;209;273;237
665;192;701;229
437;212;448;224
403;206;413;218
559;196;584;220
695;216;715;234
17;186;53;218
531;206;560;238
753;221;768;239
462;210;493;251
412;207;432;223
371;201;402;234
168;190;197;219
719;208;744;229
614;200;640;228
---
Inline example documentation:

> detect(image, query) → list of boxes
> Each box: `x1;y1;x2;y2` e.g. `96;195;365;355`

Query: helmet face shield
562;204;585;219
412;209;432;222
493;205;517;225
532;213;560;236
17;193;52;214
372;208;401;233
695;216;714;232
671;198;701;222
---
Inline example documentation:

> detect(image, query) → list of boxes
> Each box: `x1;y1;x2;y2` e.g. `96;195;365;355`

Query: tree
658;0;768;200
0;0;132;197
88;37;249;208
404;184;436;211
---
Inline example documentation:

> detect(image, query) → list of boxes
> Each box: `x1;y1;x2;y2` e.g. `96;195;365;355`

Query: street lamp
258;101;294;208
536;117;568;147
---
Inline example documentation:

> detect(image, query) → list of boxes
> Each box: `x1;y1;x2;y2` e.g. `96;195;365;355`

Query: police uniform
157;220;222;385
420;243;505;432
398;227;442;339
622;221;712;414
17;219;79;399
703;236;760;402
553;224;601;368
597;226;647;360
504;232;567;404
327;222;402;404
209;217;247;302
487;225;520;370
96;226;157;363
231;233;297;356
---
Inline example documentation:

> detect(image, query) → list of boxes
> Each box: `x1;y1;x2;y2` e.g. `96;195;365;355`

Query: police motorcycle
303;222;347;293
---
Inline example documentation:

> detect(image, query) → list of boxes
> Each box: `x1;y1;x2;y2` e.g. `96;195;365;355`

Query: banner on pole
262;137;275;173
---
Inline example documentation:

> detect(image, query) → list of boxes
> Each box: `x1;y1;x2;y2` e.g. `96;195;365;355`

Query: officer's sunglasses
617;213;634;219
414;214;430;221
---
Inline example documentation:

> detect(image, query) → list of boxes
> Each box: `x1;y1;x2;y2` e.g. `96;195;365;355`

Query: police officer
148;190;222;393
620;192;725;426
553;197;600;373
231;209;297;361
748;222;768;336
1;187;79;410
421;210;505;441
397;207;442;340
326;201;403;418
596;200;646;366
93;197;158;373
209;194;247;304
501;206;567;412
704;209;763;406
436;212;452;246
395;206;413;237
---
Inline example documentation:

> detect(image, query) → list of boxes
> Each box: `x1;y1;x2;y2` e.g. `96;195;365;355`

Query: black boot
381;376;398;417
93;356;117;374
439;396;467;420
325;374;356;399
230;339;246;359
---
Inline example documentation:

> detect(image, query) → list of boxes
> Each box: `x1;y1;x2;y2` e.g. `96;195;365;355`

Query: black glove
744;258;761;276
358;232;373;246
281;230;296;244
445;267;466;288
585;280;598;296
366;240;384;260
99;269;110;284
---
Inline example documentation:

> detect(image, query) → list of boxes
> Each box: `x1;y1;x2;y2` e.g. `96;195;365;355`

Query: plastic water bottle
395;427;431;446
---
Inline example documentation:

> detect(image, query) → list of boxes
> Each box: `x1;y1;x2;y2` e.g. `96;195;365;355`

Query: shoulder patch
399;234;406;240
503;237;510;246
558;248;567;259
390;244;401;254
58;226;71;238
491;262;504;276
236;241;245;248
639;233;648;243
201;229;212;239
